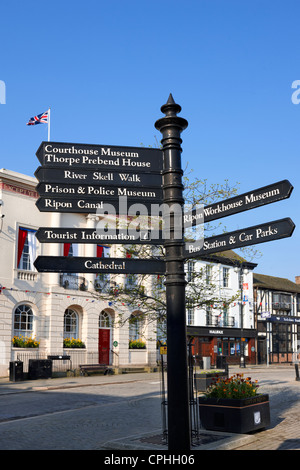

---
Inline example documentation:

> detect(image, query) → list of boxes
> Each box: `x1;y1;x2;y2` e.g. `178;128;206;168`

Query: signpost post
155;94;191;451
33;96;296;451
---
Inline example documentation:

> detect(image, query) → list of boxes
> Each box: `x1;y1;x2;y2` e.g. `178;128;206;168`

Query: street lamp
234;264;248;368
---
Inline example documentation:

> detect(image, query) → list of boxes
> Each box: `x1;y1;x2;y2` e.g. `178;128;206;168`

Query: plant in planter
129;339;146;349
199;373;270;434
63;338;86;349
12;335;40;348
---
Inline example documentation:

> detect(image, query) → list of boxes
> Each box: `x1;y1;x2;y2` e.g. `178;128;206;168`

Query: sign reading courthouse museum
36;141;163;172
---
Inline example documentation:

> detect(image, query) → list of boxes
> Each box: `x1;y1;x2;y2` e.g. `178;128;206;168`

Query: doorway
99;328;110;364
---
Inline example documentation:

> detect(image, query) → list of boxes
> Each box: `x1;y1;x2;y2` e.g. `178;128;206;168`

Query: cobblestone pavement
0;365;299;451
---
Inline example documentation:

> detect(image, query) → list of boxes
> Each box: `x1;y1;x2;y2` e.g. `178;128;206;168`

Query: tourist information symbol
183;217;296;259
183;179;294;228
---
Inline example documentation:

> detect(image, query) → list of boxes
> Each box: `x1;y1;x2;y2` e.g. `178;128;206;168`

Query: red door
99;329;110;364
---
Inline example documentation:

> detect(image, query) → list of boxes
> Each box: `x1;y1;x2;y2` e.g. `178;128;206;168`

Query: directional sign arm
183;218;295;259
34;256;166;274
183;180;294;228
35;227;164;244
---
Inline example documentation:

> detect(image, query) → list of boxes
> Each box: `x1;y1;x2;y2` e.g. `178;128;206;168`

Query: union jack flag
26;110;49;126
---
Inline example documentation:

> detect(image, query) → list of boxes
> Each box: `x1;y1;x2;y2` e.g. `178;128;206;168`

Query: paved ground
0;364;299;451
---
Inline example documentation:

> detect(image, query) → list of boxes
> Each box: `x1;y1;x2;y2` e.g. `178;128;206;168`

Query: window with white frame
206;264;212;284
99;310;111;328
223;267;230;287
17;227;37;271
187;307;194;325
187;261;195;282
129;313;144;341
63;308;78;339
13;304;34;337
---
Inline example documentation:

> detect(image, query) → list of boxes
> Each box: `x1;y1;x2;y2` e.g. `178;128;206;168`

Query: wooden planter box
194;372;228;392
199;394;270;434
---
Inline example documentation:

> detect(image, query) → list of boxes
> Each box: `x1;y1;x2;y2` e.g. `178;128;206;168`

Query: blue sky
0;0;299;282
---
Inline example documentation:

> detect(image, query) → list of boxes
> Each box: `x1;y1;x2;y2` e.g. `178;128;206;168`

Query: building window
99;311;111;328
272;293;292;312
63;308;78;339
206;306;213;326
187;307;194;325
187;261;195;282
17;227;37;271
206;264;212;284
14;304;34;337
272;323;292;353
129;313;144;341
223;267;230;288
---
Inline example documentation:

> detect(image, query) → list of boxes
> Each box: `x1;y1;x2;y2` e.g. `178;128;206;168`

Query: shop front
187;326;257;366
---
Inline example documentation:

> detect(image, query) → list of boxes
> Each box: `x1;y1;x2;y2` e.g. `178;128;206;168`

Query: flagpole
48;107;51;141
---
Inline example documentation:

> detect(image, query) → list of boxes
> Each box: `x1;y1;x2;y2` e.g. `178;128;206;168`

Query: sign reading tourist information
36;142;163;172
34;256;166;274
35;167;162;187
183;218;295;259
183;180;293;228
35;227;165;244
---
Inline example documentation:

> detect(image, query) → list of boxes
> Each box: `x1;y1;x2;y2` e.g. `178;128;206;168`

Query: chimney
295;276;300;285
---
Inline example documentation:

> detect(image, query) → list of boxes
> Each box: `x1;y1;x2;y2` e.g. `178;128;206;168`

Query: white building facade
0;169;157;377
186;252;257;366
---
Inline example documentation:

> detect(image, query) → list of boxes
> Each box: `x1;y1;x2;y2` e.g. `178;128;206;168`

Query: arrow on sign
183;217;295;259
34;256;166;274
183;180;293;228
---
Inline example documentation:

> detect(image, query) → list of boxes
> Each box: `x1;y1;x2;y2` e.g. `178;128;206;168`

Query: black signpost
34;95;296;451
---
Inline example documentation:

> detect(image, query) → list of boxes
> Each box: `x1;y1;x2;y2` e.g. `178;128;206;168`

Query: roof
253;273;300;293
200;250;258;269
